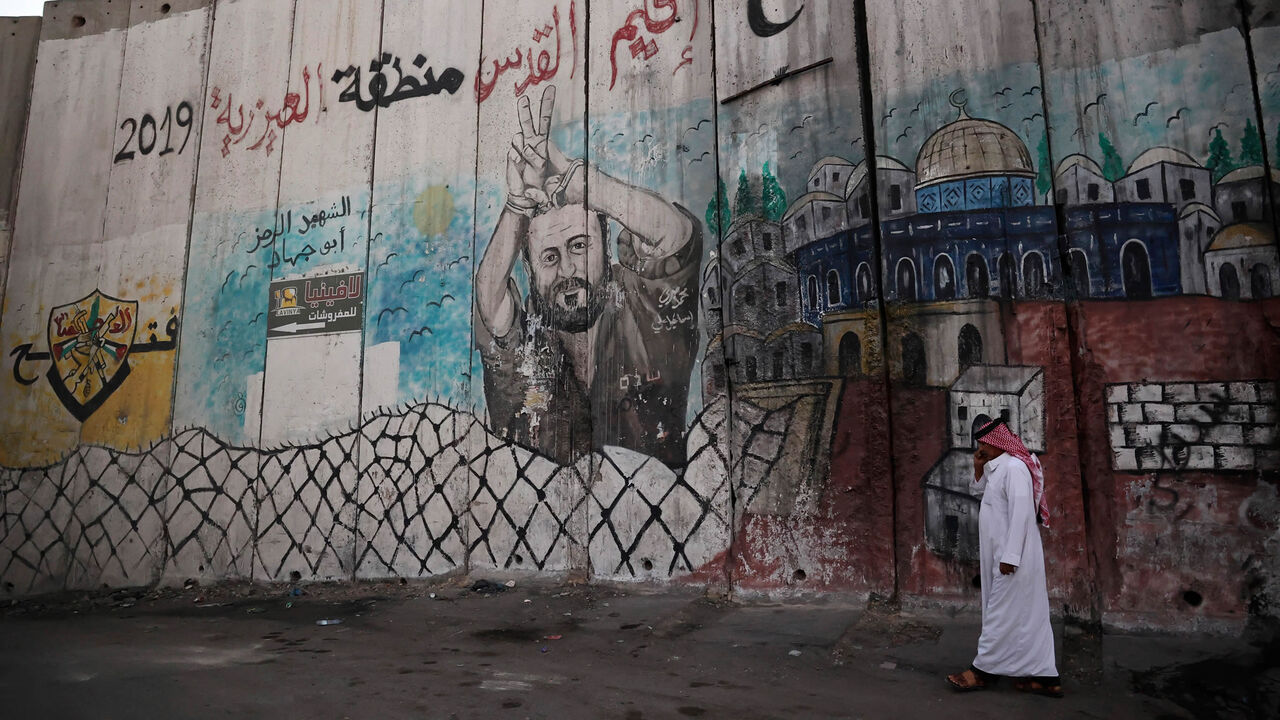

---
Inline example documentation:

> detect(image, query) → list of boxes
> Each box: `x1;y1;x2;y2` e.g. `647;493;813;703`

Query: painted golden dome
915;95;1034;189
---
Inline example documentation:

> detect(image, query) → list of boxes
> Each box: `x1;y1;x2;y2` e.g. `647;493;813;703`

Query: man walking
947;419;1063;697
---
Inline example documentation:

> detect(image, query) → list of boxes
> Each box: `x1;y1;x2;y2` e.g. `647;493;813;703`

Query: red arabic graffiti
475;2;578;104
609;0;698;90
210;64;323;158
53;306;133;339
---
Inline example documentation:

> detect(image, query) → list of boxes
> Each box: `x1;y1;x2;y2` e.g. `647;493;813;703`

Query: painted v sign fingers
537;84;555;137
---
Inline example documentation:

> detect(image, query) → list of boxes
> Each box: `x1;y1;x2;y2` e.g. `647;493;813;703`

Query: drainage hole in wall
1182;590;1203;607
289;570;302;583
972;574;982;589
198;564;205;573
514;553;524;566
161;3;171;13
793;569;807;582
72;15;86;27
641;558;653;571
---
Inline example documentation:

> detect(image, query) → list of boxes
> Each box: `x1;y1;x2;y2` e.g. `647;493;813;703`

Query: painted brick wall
1107;381;1278;471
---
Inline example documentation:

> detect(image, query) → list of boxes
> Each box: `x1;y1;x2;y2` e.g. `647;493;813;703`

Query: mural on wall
8;291;180;421
474;85;700;467
1;0;1277;624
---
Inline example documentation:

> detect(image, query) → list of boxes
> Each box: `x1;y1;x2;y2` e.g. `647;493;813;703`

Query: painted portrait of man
474;86;702;466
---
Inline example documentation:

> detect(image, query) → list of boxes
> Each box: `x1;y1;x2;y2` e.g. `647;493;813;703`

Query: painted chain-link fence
1;398;798;595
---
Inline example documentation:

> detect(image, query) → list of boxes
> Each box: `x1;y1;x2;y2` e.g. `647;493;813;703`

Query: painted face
526;204;609;333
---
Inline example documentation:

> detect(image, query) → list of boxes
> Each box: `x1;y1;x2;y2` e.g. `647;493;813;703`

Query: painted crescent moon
748;0;804;38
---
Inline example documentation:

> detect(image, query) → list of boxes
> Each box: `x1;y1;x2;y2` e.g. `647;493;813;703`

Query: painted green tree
704;177;731;237
1206;128;1233;181
733;169;758;218
1099;133;1125;181
1239;119;1264;167
761;162;787;222
1035;135;1053;198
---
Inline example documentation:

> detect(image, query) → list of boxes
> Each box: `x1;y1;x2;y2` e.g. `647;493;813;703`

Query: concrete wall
0;15;41;308
0;0;1277;632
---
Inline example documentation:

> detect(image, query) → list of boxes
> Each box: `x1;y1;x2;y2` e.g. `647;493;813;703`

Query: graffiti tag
475;2;577;104
114;102;195;164
608;1;699;89
331;52;464;112
210;63;322;158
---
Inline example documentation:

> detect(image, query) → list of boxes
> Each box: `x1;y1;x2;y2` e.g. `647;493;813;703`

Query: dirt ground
2;577;1277;719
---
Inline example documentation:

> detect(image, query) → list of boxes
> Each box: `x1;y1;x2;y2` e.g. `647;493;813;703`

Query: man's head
525;204;610;333
973;420;1005;461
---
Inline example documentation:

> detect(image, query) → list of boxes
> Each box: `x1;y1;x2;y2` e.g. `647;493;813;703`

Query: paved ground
1;578;1277;719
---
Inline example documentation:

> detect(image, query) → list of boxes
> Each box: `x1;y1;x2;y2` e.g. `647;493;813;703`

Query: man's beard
531;275;608;333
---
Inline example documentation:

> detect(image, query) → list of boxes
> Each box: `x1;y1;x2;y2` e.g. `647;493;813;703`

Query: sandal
946;668;989;692
1014;679;1065;698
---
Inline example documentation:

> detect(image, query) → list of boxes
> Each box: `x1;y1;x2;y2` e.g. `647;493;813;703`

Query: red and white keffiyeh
976;421;1050;526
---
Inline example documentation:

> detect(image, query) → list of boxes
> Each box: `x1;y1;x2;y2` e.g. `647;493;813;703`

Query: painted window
1233;201;1248;222
742;286;756;306
1068;249;1090;298
1219;263;1241;300
902;333;927;385
1136;178;1151;200
1022;252;1046;297
1121;242;1153;298
1056;189;1068;204
832;172;841;184
821;206;832;222
997;253;1015;298
1251;264;1273;299
1087;183;1100;201
826;270;841;306
772;350;785;379
800;342;814;371
859;194;871;218
965;254;989;298
896;258;917;301
934;255;956;300
959;324;983;367
838;333;861;376
807;275;819;310
732;238;745;256
745;356;758;382
890;185;902;210
762;232;774;251
775;281;788;308
1179;178;1196;201
856;263;873;303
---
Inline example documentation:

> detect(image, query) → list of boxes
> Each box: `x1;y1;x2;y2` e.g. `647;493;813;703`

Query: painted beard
531;275;608;333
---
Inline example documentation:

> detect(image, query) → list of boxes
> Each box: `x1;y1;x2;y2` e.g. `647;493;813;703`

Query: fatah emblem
45;290;138;421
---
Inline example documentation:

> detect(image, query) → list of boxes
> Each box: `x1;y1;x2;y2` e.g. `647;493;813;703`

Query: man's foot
1014;679;1065;698
946;668;989;692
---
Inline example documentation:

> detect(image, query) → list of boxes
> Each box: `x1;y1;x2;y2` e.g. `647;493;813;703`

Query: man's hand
999;562;1017;575
972;447;991;481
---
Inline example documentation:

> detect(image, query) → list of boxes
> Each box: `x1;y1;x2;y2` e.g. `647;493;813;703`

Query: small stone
788;650;803;657
880;661;897;670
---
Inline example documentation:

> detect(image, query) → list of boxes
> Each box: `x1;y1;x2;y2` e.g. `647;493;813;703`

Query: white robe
969;452;1058;677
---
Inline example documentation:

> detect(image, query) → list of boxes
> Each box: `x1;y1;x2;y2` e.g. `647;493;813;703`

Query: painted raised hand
506;86;578;211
